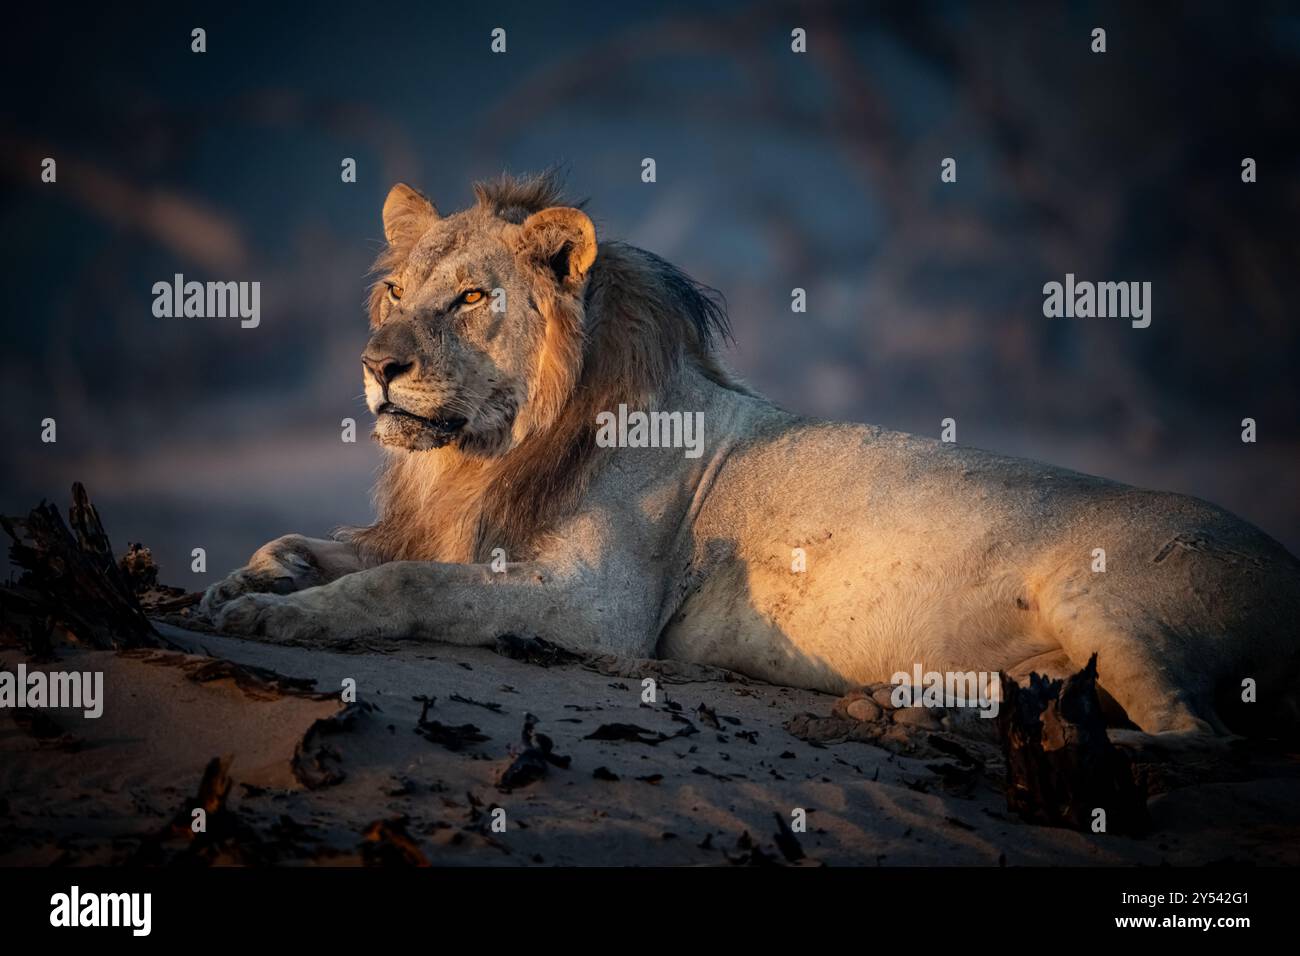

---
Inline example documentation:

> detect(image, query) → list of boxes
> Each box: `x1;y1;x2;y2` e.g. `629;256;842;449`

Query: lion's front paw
212;592;325;644
200;570;264;620
199;534;329;620
210;591;274;635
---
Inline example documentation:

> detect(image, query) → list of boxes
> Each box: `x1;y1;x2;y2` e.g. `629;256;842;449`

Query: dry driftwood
998;655;1149;836
0;482;161;650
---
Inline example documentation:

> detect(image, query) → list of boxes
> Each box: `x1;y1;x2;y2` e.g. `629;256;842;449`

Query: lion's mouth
378;403;468;433
375;403;468;449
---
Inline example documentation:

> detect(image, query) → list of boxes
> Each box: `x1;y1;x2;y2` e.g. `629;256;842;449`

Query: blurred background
2;0;1298;586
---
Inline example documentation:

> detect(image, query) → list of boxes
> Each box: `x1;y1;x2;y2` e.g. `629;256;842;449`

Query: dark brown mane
474;239;741;557
348;174;745;566
472;169;570;223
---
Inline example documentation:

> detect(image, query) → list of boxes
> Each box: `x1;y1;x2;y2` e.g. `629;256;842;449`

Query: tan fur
203;173;1300;739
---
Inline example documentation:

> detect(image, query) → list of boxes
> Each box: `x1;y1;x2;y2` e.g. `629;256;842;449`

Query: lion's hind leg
1004;648;1138;730
1004;647;1245;768
1049;614;1227;735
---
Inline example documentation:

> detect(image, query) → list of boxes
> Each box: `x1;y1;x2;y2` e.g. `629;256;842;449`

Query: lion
202;171;1300;739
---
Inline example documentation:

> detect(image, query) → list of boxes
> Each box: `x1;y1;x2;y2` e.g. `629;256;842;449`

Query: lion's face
363;184;595;456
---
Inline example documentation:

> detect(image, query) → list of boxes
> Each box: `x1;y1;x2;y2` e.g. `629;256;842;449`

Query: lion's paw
200;571;264;619
211;591;272;635
832;685;894;724
212;592;325;644
199;534;329;620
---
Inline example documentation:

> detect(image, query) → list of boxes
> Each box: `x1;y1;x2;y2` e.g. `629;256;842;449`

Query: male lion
204;172;1300;738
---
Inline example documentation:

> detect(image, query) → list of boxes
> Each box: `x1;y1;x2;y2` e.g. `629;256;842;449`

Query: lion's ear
518;207;597;286
382;183;438;247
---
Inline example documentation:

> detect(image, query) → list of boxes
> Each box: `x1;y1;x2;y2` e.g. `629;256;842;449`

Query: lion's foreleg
210;558;653;655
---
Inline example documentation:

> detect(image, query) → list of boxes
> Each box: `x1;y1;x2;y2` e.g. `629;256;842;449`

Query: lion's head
349;172;737;564
364;174;595;456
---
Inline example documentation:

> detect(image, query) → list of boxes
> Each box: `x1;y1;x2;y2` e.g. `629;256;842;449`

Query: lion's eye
461;289;484;305
386;282;403;302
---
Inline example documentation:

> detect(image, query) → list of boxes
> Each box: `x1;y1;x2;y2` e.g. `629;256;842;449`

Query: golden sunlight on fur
203;173;1300;742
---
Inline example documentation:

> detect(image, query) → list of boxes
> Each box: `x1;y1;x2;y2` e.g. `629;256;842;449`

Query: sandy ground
3;622;1299;867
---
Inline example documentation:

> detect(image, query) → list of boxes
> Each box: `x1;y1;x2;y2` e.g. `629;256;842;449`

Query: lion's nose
363;321;420;386
362;354;414;387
